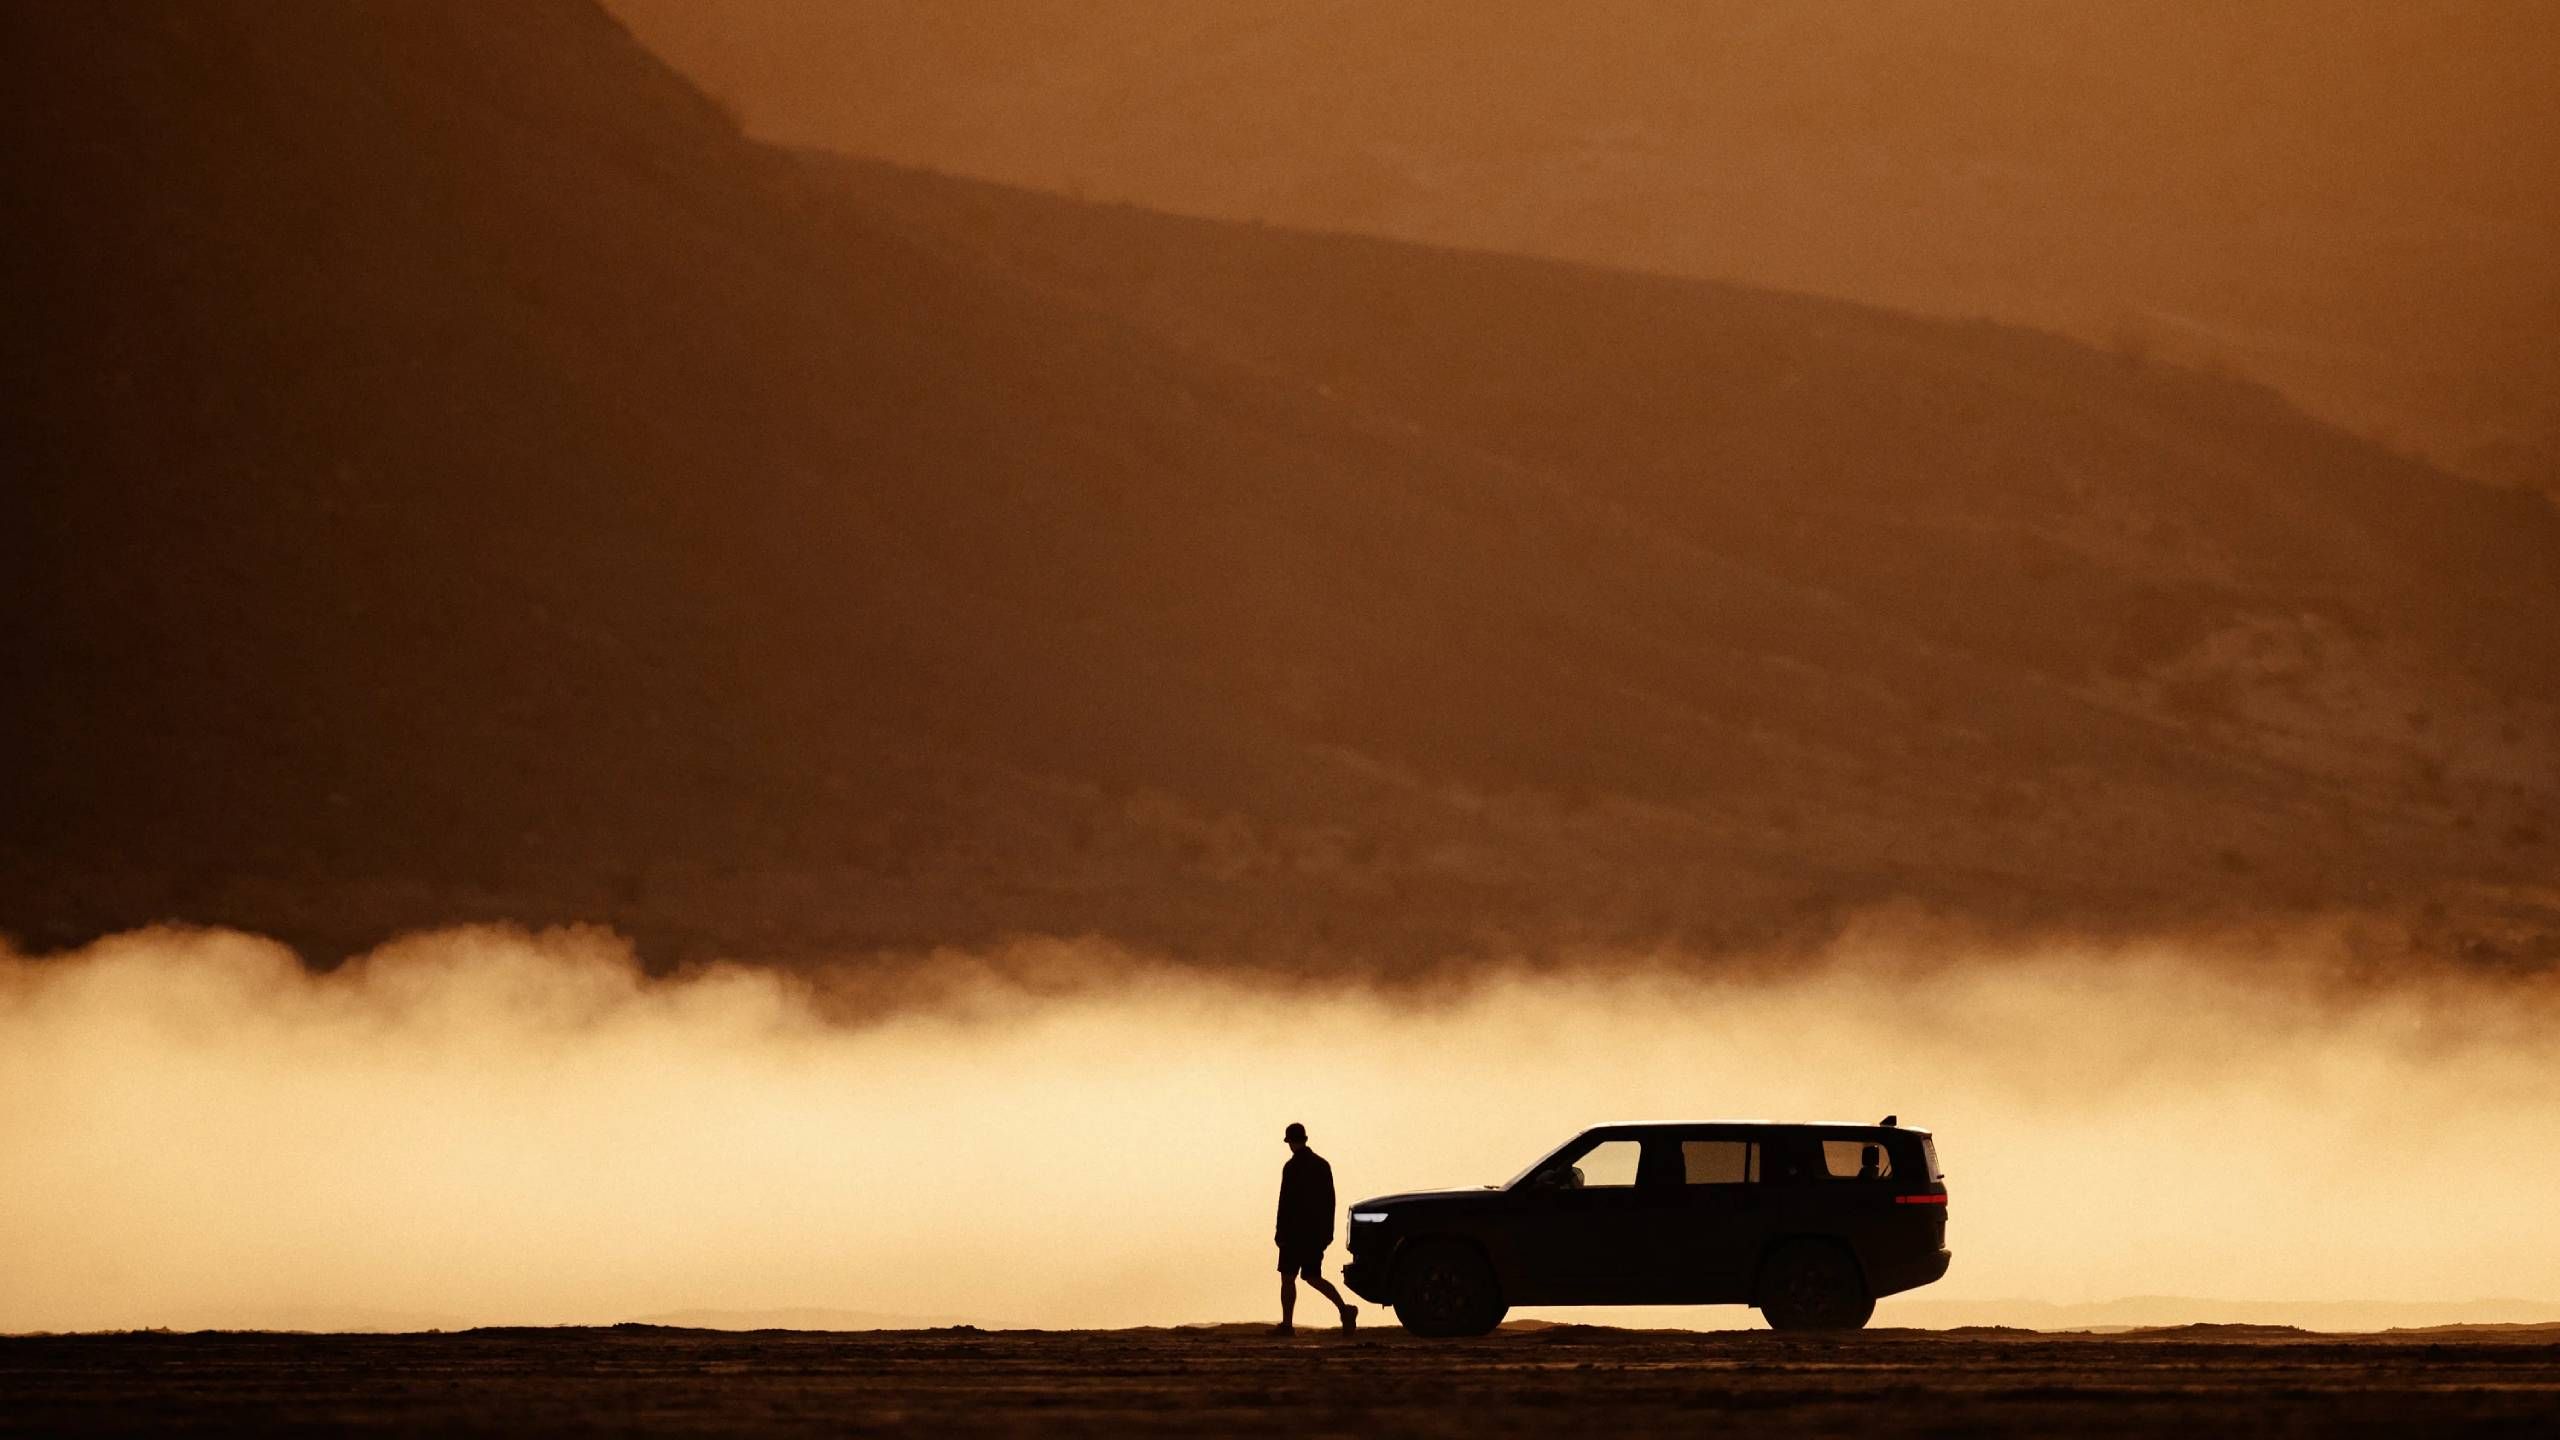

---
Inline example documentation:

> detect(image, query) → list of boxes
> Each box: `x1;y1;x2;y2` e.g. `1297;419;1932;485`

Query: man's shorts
1276;1243;1328;1279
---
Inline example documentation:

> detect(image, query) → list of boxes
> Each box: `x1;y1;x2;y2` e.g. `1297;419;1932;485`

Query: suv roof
1579;1119;1931;1135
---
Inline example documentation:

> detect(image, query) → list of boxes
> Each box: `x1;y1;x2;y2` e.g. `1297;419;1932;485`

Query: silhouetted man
1274;1121;1356;1334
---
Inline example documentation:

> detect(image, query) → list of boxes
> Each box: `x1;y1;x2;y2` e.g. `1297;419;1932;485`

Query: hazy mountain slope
835;161;2560;943
5;1;2553;964
609;0;2560;491
0;0;1502;950
844;163;2560;713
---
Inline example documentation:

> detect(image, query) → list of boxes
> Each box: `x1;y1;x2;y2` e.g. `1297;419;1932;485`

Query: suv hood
1351;1187;1499;1210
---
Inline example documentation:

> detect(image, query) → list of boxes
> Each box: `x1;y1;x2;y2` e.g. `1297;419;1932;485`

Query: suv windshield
1504;1133;1605;1189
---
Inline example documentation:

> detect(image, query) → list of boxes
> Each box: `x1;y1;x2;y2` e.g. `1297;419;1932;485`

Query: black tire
1757;1241;1875;1332
1391;1241;1506;1337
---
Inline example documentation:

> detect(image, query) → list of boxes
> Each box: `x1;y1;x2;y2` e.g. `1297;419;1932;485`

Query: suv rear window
1819;1138;1892;1180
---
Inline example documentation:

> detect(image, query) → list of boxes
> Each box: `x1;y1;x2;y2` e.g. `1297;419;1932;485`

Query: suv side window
1819;1138;1892;1180
1761;1136;1820;1185
1680;1139;1757;1185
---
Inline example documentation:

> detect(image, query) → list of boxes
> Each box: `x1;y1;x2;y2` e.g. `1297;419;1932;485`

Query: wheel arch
1748;1232;1868;1305
1391;1231;1508;1306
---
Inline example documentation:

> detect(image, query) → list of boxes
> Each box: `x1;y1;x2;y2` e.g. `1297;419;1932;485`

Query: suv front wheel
1392;1240;1506;1337
1757;1241;1875;1332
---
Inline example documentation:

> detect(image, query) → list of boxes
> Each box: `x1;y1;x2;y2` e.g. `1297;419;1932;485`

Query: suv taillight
1894;1193;1948;1205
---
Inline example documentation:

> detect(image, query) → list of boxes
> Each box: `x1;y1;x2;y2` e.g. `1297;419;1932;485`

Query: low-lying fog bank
4;920;2554;1332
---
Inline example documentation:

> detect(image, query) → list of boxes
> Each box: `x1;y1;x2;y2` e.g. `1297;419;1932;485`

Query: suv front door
1506;1134;1654;1302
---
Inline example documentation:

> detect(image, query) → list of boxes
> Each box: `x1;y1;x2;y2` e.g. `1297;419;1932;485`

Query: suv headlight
1350;1211;1388;1223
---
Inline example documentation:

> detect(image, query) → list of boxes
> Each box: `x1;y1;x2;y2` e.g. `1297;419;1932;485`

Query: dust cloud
4;922;2555;1333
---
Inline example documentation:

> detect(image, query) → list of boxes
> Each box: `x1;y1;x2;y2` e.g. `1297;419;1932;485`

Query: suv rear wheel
1392;1241;1506;1337
1758;1241;1875;1332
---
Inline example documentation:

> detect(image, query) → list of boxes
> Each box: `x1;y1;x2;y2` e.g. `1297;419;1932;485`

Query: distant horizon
20;1295;2560;1339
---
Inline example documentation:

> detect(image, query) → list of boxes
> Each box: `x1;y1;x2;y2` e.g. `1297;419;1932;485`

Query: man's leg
1279;1268;1297;1330
1302;1271;1356;1323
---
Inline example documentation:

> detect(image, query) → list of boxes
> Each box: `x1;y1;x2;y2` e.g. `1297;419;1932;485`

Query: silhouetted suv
1341;1120;1949;1334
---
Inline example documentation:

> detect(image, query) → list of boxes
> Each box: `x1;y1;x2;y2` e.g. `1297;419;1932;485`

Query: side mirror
1530;1166;1580;1193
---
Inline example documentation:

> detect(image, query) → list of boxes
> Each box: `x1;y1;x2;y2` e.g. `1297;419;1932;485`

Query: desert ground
5;1325;2558;1436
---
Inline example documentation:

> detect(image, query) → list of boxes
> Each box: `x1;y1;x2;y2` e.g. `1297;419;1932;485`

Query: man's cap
1283;1121;1308;1142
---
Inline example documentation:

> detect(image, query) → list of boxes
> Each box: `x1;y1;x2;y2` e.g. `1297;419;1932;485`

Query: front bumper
1341;1254;1393;1305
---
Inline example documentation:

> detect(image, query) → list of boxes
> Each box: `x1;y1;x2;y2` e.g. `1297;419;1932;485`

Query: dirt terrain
5;1325;2557;1436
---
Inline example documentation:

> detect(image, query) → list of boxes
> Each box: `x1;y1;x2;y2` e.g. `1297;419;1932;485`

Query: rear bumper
1867;1246;1952;1299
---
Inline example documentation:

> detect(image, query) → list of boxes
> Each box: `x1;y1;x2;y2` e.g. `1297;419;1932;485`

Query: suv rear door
1641;1130;1765;1301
